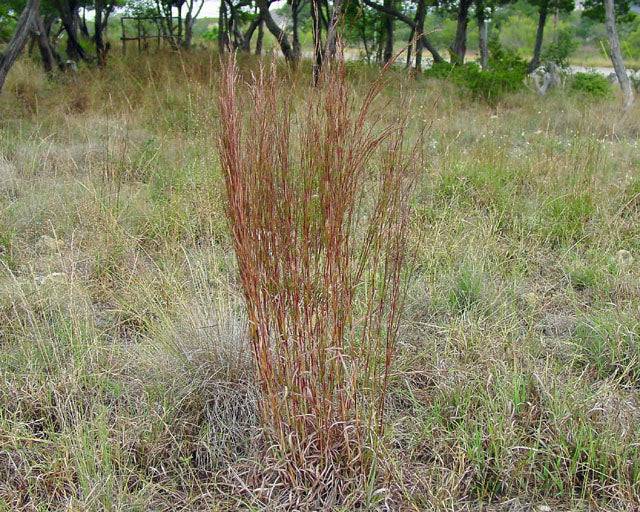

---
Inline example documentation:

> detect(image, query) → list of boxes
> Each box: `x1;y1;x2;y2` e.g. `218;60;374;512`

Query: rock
64;60;78;73
530;63;561;96
522;291;540;308
0;157;17;191
537;313;576;338
35;272;67;285
616;249;633;268
37;235;64;252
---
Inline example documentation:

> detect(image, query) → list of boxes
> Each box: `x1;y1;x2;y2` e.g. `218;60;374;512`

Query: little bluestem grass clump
217;56;417;507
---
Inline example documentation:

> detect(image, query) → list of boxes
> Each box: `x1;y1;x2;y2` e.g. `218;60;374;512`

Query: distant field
1;52;639;510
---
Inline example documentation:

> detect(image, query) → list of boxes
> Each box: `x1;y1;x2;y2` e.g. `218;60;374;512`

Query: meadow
1;52;639;510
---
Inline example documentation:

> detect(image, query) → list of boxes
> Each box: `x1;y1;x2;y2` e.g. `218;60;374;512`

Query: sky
182;0;287;17
84;0;285;20
198;0;222;18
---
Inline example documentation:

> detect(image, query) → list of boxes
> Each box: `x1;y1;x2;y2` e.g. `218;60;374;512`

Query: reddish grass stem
217;55;415;503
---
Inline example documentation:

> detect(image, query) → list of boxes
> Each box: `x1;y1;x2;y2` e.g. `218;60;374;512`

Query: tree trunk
450;0;472;64
156;0;179;50
95;0;107;67
44;15;64;69
291;0;302;60
311;0;323;82
177;3;183;45
218;0;228;54
382;0;393;63
362;0;444;63
414;0;426;71
184;11;193;49
239;16;261;51
78;7;90;39
183;0;203;49
0;0;41;93
476;0;488;69
359;14;371;63
256;0;295;61
376;17;383;63
405;25;414;68
604;0;634;109
255;18;264;55
528;0;548;72
325;0;344;60
34;14;56;73
54;0;87;61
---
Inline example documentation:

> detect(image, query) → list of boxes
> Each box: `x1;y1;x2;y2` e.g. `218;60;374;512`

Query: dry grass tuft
217;56;417;507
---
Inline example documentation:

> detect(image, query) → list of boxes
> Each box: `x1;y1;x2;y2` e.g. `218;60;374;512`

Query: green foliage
621;16;640;60
461;64;526;102
582;0;632;22
570;72;611;98
542;27;579;66
343;0;379;48
0;2;19;42
202;25;219;42
448;266;484;313
498;13;537;53
541;192;594;245
488;33;529;71
573;315;640;385
424;37;527;103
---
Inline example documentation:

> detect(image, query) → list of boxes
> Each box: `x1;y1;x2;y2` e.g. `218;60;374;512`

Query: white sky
86;1;286;19
186;0;287;17
198;0;222;18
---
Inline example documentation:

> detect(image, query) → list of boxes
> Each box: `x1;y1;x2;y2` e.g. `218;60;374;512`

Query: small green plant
570;72;611;98
449;266;483;313
573;316;640;385
566;262;602;291
542;193;594;245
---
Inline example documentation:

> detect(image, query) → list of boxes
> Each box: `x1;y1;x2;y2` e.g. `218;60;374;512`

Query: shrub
424;63;525;103
217;58;416;504
570;72;612;98
424;37;527;103
498;13;537;53
455;63;526;103
424;61;457;79
542;27;579;67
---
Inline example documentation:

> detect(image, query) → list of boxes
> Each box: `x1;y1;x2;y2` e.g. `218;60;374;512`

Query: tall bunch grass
217;56;416;503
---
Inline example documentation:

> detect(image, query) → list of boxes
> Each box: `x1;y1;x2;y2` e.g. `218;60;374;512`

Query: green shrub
542;27;579;67
454;63;526;103
621;17;640;60
424;36;527;103
498;13;537;53
570;72;611;98
424;61;457;79
424;63;525;103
